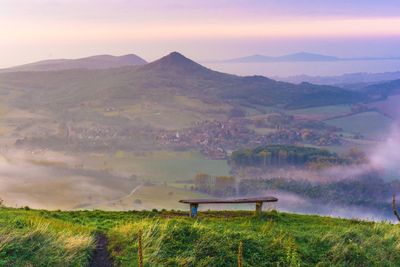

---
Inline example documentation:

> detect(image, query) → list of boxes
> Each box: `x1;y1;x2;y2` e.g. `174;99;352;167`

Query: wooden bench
179;196;278;217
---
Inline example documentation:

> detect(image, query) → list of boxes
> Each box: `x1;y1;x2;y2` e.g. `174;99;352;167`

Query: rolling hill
0;54;147;72
0;52;365;111
362;79;400;99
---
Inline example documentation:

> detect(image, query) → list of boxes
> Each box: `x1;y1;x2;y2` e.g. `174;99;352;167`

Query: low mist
0;149;136;209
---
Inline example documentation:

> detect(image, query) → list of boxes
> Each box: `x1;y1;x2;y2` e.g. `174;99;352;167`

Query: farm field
80;150;230;182
325;111;393;139
0;147;230;210
285;104;352;120
1;208;400;266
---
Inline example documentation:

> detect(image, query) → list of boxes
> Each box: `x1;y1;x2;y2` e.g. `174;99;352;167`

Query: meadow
0;147;229;210
81;150;230;182
325;111;392;139
1;208;400;266
285;104;352;120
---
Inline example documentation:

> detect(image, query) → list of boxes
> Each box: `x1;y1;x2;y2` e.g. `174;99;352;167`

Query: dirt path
111;183;143;203
89;233;113;267
78;183;143;209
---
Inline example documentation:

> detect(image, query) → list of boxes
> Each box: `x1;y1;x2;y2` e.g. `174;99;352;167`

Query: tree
215;176;236;196
258;150;270;167
194;173;211;192
244;149;253;165
346;147;367;164
278;149;288;165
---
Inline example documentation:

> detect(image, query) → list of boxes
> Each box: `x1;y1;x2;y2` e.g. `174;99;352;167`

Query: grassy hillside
0;54;147;72
0;208;94;266
0;52;364;113
1;208;400;266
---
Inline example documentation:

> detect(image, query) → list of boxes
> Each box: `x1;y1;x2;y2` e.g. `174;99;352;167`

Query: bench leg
255;202;263;216
190;204;199;218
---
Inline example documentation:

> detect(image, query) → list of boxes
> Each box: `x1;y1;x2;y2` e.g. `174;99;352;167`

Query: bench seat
179;196;278;217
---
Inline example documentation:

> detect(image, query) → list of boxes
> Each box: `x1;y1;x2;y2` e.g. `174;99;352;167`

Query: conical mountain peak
141;52;209;73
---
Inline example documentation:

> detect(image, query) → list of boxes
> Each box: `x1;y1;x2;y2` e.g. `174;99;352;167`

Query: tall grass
1;209;400;266
0;211;94;266
106;212;400;267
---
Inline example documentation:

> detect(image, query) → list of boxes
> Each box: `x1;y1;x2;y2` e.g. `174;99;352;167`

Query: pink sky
1;0;400;67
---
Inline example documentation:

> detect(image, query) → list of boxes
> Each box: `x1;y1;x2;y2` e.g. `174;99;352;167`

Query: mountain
0;52;365;112
277;71;400;87
222;53;400;64
143;52;205;70
276;52;339;62
0;54;147;72
223;52;339;63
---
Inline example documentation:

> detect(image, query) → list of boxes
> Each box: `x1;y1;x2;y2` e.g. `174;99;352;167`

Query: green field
0;149;230;210
325;111;393;138
1;208;400;266
82;150;230;182
286;105;351;118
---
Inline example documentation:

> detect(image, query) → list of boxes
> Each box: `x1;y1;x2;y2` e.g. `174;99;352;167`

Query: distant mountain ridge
222;52;400;63
0;54;147;72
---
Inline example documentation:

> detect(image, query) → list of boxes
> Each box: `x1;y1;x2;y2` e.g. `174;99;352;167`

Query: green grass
325;111;393;138
1;208;400;266
0;209;94;267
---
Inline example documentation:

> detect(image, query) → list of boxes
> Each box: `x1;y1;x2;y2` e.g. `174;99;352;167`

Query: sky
1;0;400;68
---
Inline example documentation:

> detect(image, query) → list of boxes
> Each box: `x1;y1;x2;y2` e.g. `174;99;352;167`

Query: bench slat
179;196;277;204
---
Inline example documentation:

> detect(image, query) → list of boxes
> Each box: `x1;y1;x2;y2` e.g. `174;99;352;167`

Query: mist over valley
0;51;397;221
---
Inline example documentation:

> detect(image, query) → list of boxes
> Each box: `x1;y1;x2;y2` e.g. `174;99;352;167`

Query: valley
0;52;397;220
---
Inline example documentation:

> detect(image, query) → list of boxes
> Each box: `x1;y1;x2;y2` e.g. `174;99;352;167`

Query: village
157;117;342;159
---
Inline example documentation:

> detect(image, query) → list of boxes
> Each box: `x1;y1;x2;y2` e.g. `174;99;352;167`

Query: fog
267;190;392;222
0;110;399;221
370;123;400;174
245;119;400;221
0;149;136;209
205;59;400;77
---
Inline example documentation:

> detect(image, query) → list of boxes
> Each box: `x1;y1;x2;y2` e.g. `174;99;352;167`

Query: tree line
194;173;236;196
230;145;348;167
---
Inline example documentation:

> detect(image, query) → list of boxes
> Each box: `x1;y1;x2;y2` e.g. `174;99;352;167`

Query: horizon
1;0;400;68
5;50;400;67
4;50;400;78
